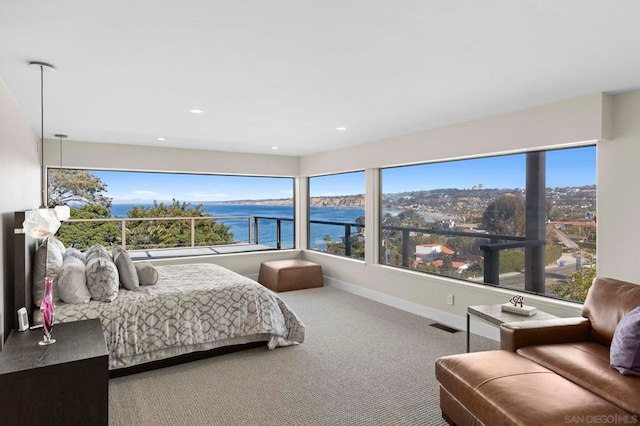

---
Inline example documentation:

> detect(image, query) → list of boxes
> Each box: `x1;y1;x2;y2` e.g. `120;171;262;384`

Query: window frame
378;145;597;302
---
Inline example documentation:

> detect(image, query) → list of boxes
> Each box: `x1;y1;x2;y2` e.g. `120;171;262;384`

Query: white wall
0;78;40;345
598;91;640;282
43;140;299;177
300;93;609;174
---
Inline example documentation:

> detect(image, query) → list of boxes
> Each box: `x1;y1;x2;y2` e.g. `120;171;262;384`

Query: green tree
49;169;117;248
56;205;120;248
323;234;332;250
48;169;112;208
545;244;563;265
465;262;483;278
441;255;454;273
125;199;234;249
482;194;525;236
548;263;596;302
499;249;525;273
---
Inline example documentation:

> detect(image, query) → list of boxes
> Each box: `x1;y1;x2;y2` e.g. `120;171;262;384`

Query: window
308;171;365;259
48;168;294;255
380;146;596;302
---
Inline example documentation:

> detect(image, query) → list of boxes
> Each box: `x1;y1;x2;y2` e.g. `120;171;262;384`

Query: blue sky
92;146;595;203
93;172;294;203
382;146;596;193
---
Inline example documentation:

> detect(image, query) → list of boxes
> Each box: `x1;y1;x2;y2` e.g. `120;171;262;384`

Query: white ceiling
1;1;640;157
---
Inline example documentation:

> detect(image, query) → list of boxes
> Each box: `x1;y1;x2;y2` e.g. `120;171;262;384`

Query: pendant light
22;61;67;238
53;133;71;221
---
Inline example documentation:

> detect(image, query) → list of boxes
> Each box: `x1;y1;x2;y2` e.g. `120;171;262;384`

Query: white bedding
36;263;306;369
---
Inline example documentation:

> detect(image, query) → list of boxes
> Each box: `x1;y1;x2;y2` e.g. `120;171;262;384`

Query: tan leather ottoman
435;350;629;426
258;260;323;292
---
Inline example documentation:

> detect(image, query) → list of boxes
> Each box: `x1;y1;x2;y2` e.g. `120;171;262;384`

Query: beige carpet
109;286;498;426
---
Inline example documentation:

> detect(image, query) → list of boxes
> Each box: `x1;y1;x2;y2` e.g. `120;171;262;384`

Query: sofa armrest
500;317;591;352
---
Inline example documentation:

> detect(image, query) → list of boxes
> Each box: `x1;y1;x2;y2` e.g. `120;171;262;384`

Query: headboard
14;211;39;324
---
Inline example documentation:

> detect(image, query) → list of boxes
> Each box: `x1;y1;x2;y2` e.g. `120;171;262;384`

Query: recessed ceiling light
189;109;204;114
272;146;278;150
157;137;166;141
336;126;347;131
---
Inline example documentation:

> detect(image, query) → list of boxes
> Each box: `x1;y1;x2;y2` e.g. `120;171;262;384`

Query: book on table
501;303;538;316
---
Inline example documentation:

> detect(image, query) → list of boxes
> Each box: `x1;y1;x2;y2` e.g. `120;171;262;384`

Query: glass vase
39;276;56;345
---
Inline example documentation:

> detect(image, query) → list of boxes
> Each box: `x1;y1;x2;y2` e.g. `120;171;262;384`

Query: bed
12;212;305;374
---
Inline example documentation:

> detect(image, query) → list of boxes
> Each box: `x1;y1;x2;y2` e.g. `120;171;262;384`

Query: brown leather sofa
435;277;640;425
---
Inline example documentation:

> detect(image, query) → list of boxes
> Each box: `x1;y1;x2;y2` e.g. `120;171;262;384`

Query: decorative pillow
86;255;119;302
611;306;640;376
58;256;91;304
112;246;139;291
33;236;65;306
64;247;86;263
85;243;110;261
135;262;159;286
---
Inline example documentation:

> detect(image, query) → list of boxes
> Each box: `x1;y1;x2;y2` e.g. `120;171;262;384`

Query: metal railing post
344;225;351;257
276;219;282;250
121;219;127;250
483;249;500;284
254;217;259;244
190;218;195;247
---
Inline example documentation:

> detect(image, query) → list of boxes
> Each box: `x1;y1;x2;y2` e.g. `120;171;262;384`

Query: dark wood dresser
0;318;109;426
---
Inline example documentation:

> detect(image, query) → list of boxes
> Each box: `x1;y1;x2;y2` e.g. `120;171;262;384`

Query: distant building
431;259;469;273
441;219;455;229
415;243;455;262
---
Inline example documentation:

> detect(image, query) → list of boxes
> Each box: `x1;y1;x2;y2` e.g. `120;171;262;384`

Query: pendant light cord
40;64;46;208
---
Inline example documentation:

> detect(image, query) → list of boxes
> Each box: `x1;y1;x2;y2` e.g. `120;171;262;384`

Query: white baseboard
324;276;500;342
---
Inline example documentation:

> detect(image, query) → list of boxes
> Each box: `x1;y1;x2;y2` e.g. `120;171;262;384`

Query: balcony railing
61;215;541;285
61;215;296;251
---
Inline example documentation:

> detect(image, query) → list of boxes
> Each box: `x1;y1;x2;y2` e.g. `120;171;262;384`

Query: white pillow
33;236;65;305
135;262;159;286
86;255;119;302
58;257;91;304
112;246;139;291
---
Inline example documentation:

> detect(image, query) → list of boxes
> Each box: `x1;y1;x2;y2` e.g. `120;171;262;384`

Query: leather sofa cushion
518;342;640;415
436;350;629;425
581;277;640;346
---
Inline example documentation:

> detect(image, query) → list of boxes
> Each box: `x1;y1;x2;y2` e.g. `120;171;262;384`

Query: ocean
110;203;365;249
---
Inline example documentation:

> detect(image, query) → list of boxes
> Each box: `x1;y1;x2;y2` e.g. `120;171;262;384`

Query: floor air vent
430;323;461;333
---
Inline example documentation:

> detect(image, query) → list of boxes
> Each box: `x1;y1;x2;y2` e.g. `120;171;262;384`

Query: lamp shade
54;205;71;221
23;208;62;238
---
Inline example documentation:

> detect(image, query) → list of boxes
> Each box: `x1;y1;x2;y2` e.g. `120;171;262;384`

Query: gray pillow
33;236;65;306
64;247;86;263
610;306;640;376
112;246;139;291
135;262;158;286
58;256;91;304
85;243;110;261
86;256;119;302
